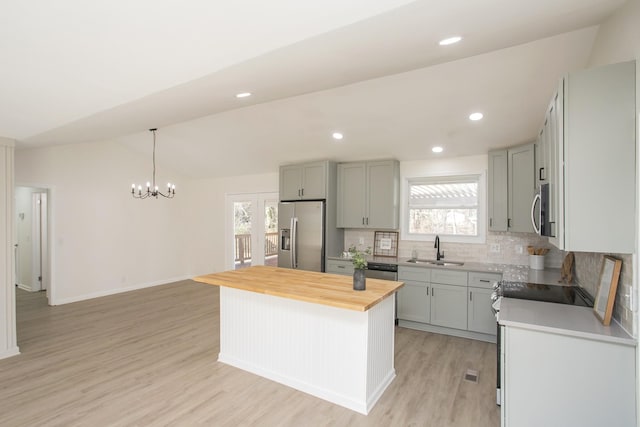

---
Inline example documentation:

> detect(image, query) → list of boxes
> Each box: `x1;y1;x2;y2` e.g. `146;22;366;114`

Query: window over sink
402;174;485;244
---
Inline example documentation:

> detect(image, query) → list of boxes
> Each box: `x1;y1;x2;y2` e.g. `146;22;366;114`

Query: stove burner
498;281;593;307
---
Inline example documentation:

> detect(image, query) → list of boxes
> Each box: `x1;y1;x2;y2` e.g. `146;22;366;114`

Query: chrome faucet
434;235;444;261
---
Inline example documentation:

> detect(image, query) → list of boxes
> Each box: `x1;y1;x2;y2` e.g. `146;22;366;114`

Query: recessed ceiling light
439;36;462;46
469;112;484;121
432;146;444;153
332;132;344;140
236;92;251;98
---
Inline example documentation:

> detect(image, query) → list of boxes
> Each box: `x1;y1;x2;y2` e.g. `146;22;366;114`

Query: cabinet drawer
398;266;430;282
431;269;467;287
326;260;354;276
468;272;502;289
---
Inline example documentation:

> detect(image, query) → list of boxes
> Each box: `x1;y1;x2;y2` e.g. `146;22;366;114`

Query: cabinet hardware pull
470;291;473;301
507;218;511;228
301;188;304;196
362;217;365;225
490;218;492;227
337;266;344;269
366;217;369;225
480;279;490;283
539;167;545;181
427;287;429;296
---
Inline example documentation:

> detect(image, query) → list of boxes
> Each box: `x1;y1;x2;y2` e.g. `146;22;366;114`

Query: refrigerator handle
291;217;298;268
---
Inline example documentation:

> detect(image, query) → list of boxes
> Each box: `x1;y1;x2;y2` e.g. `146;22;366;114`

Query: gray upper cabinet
507;144;535;233
488;144;535;233
488;150;508;231
337;159;399;229
279;161;327;200
542;60;636;253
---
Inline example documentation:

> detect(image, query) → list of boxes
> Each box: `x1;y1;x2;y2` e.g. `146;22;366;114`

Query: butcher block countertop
193;266;404;312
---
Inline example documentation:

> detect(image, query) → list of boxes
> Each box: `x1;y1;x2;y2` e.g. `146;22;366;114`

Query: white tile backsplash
573;252;635;336
343;230;565;268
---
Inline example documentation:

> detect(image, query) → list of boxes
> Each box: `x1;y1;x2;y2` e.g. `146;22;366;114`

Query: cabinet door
467;287;495;335
507;143;535;233
488;150;508;231
325;259;354;276
430;283;467;330
366;160;399;229
280;165;302;200
337;163;366;227
397;280;430;323
301;162;326;199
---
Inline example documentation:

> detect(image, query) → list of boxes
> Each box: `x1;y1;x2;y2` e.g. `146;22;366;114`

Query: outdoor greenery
234;202;278;235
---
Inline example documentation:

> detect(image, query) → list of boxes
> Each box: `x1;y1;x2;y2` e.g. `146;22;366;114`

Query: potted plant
348;245;371;291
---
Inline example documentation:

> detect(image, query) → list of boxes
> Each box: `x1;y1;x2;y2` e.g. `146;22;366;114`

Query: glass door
227;192;278;270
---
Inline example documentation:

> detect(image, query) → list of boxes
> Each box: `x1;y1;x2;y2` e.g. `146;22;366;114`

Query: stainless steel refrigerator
277;201;325;272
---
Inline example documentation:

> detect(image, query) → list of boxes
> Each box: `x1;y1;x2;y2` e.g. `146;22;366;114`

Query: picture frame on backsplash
373;231;398;257
593;256;622;326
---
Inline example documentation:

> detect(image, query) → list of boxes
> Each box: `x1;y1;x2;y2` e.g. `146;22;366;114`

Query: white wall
15;140;193;304
186;172;279;276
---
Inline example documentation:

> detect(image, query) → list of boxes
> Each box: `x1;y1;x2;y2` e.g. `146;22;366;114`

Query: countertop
193;265;404;312
498;298;635;346
328;255;566;285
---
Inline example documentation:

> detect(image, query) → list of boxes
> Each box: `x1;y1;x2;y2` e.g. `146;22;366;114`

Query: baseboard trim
398;320;497;343
17;283;40;292
51;275;192;306
0;346;20;360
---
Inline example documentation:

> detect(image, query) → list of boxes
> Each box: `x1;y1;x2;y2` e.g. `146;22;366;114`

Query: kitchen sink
406;259;464;266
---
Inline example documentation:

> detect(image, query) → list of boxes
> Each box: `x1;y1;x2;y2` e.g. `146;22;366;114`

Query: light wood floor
2;282;499;426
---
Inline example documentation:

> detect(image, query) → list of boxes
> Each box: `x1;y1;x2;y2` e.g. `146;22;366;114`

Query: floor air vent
464;369;479;383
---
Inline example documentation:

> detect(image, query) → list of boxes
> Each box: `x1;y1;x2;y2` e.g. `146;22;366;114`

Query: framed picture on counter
373;231;398;257
594;256;622;326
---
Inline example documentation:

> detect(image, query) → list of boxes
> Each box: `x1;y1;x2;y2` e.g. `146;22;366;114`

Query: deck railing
235;232;278;265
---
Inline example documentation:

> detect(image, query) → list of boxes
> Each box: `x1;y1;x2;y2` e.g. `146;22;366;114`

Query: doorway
226;192;278;270
15;187;50;301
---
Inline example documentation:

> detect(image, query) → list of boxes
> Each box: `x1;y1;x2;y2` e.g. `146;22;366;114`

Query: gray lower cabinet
325;259;354;276
430;283;467;330
467;287;495;334
397;267;500;342
397;280;430;323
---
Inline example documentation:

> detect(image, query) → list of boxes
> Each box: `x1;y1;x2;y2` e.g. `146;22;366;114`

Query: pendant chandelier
131;128;176;199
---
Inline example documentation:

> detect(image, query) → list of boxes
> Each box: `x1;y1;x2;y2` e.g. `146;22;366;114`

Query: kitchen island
193;266;404;414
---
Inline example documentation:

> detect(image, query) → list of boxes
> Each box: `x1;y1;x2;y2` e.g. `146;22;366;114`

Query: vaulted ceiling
2;0;627;178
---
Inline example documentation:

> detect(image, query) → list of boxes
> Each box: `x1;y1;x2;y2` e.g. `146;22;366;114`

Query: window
403;174;485;243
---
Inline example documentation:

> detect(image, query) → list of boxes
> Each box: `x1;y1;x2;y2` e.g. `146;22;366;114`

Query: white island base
218;286;396;415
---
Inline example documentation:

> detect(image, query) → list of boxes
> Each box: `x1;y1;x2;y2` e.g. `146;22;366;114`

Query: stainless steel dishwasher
365;262;398;281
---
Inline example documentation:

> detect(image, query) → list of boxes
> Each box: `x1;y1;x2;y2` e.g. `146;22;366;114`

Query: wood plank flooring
1;281;499;426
